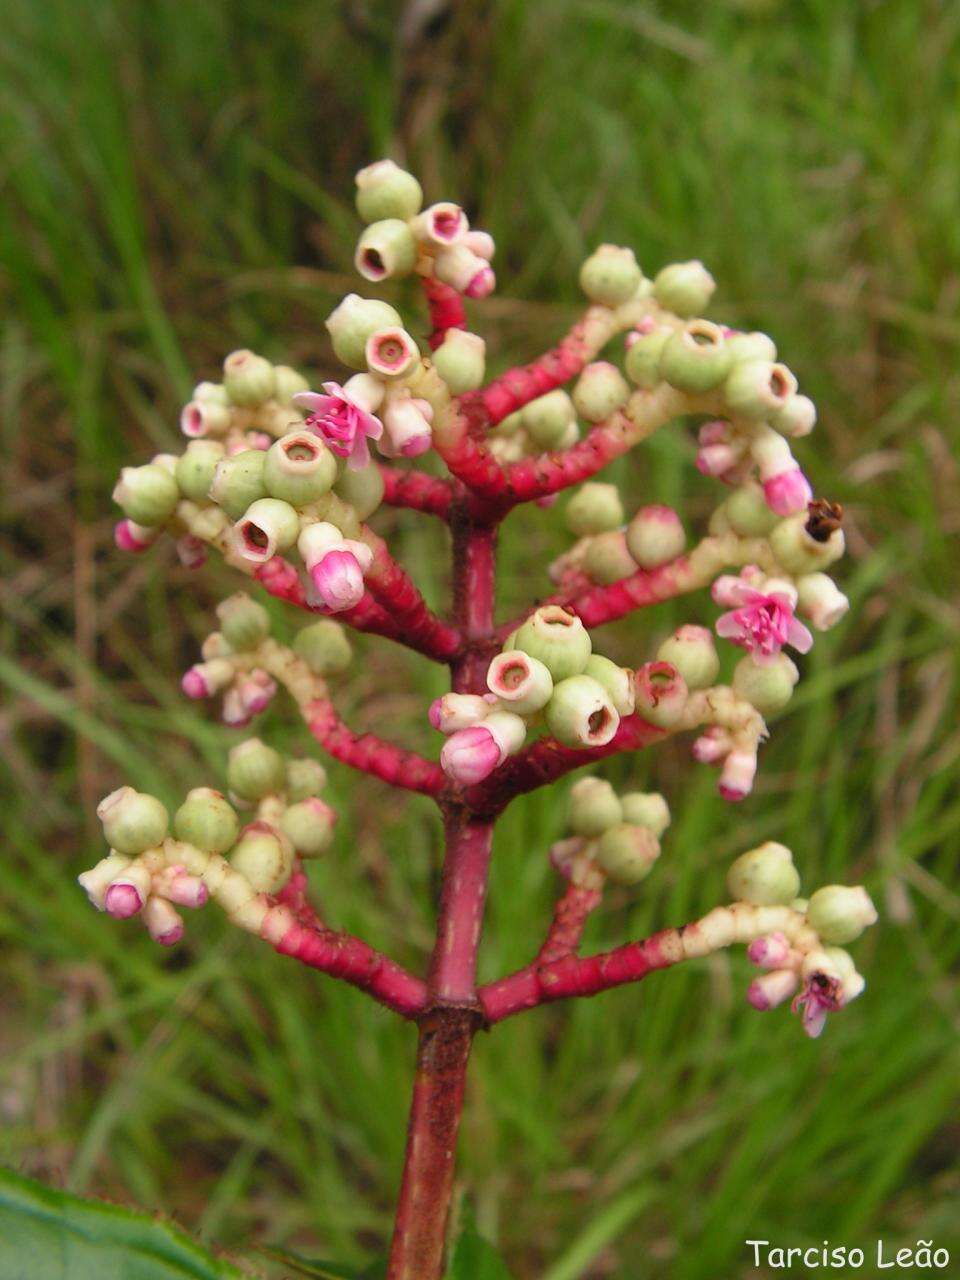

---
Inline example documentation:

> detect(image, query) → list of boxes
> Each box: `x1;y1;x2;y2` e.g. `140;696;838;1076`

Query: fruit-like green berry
656;625;719;691
273;365;311;404
216;593;271;652
572;362;630;423
625;505;685;569
568;776;623;837
173;787;240;853
652;260;716;318
355;219;418;282
280;798;336;859
223;350;276;406
723;483;779;537
98;787;169;855
432;330;486;394
285;758;328;802
565;483;625;536
227;739;286;801
523;390;576;449
583;654;635;714
294;620;354;675
544;675;619;747
624;328;670;388
732;653;798;714
658;320;733;392
513;606;592;681
583;531;637;585
806;885;878;945
113;464;180;527
263;432;337;507
230;825;294;893
620;791;670;837
210;450;268;521
326;294;403;370
723;360;797;420
176;440;225;502
355;159;423;223
727;842;800;905
333;462;385;521
596;823;660;884
579;244;643;307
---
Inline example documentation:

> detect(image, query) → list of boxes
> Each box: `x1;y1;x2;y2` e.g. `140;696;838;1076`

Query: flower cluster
79;740;336;946
488;389;581;465
551;778;671;887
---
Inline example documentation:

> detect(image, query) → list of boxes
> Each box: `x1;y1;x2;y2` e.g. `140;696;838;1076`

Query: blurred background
2;1;959;1276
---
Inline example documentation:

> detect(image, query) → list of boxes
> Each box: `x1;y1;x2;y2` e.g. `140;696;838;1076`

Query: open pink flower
713;575;813;665
295;384;383;470
792;973;845;1039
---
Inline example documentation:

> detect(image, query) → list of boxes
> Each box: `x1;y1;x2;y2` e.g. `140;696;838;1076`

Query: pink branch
275;862;325;930
305;698;446;796
536;882;603;965
559;555;694;628
379;465;454;519
480;928;680;1024
497;413;637;508
429;811;495;1001
421;276;467;350
364;541;462;661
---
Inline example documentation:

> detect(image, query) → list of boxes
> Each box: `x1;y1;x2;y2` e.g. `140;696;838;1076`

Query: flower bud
746;931;793;969
230;824;295;893
523;390;577;449
656;625;719;691
114;519;157;554
175;440;225;502
433;244;495;297
579;244;643;307
173;787;240;853
431;330;486;394
658;320;732;392
273;365;311;404
796;573;849;631
303;537;371;613
544;675;619;747
625;505;685;569
223;350;276;406
227;739;286;801
487;650;554;715
380;393;433;458
78;853;132;908
142;896;185;946
583;654;635;715
582;531;637;585
181;658;234;699
98;787;168;855
234;498;300;563
763;468;813;517
619;791;670;837
722;483;779;537
771;393;816;438
326;294;403;370
429;693;490;734
633;661;688;728
513;606;592;681
768;513;844;575
653;260;715;317
104;867;151;919
727;842;800;905
568;776;623;837
333;461;385;521
595;823;660;884
806;885;878;944
441;725;502;785
280;797;337;858
411;202;468;247
113;464;179;527
285;758;328;802
365;326;421;381
355;219;418;282
263;432;337;506
180;397;231;438
294;619;353;674
732;653;799;714
484;710;527;758
210;449;268;521
747;969;799;1010
691;725;731;764
216;593;271;651
718;748;758;801
723;360;797;420
624;327;670;388
565;483;624;536
724;331;777;363
194;380;230;406
355;159;423;223
572;361;630;423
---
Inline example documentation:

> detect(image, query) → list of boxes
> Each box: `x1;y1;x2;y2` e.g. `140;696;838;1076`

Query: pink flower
311;549;366;613
381;394;433;459
295;384;383;471
181;667;211;699
747;969;798;1011
763;467;812;516
747;932;792;969
104;881;144;919
155;866;209;909
114;519;154;553
465;265;496;298
714;576;813;665
792;973;845;1039
718;748;757;802
440;725;502;786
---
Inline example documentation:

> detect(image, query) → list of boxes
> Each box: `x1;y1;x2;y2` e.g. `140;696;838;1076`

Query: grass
2;0;959;1275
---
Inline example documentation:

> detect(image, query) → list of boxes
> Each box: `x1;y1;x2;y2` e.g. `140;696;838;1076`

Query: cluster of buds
178;350;310;446
553;498;686;589
78;740;336;946
551;778;670;886
181;594;352;727
488;389;581;465
353;159;495;299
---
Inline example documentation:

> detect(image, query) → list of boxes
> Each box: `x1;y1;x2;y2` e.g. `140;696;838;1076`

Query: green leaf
447;1226;515;1280
0;1166;244;1279
257;1246;387;1279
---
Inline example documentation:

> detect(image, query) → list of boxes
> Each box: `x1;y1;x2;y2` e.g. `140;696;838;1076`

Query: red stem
379;465;454;518
536;882;603;965
255;559;414;652
422;276;467;350
305;698;446;796
365;543;462;661
495;413;638;508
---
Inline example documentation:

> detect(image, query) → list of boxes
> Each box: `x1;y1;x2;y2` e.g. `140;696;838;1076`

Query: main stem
386;503;498;1280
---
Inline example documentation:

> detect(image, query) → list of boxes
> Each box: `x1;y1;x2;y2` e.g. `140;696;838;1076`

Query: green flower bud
624;327;670;388
565;482;624;536
230;823;294;893
326;294;403;370
97;786;168;855
486;650;554;715
633;661;689;728
652;260;716;318
725;331;777;363
210;450;268;521
723;360;798;420
620;791;670;837
294;619;353;675
280;797;336;858
568;776;623;836
732;653;798;714
579;244;643;307
492;410;523;439
771;393;816;439
658;320;733;392
723;483;779;537
263;432;337;506
333;461;385;521
806;885;878;945
355;219;418;282
431;329;486;394
595;823;660;884
513;605;592;681
194;380;230;406
173;787;240;853
285;758;328;802
235;497;300;562
176;440;225;502
522;390;576;449
656;625;719;691
625;504;686;569
572;361;630;423
768;513;844;576
355;159;423;223
583;530;637;585
223;350;276;406
583;654;635;714
273;365;311;404
216;593;271;652
113;464;179;527
545;675;619;747
227;739;286;801
727;842;800;906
